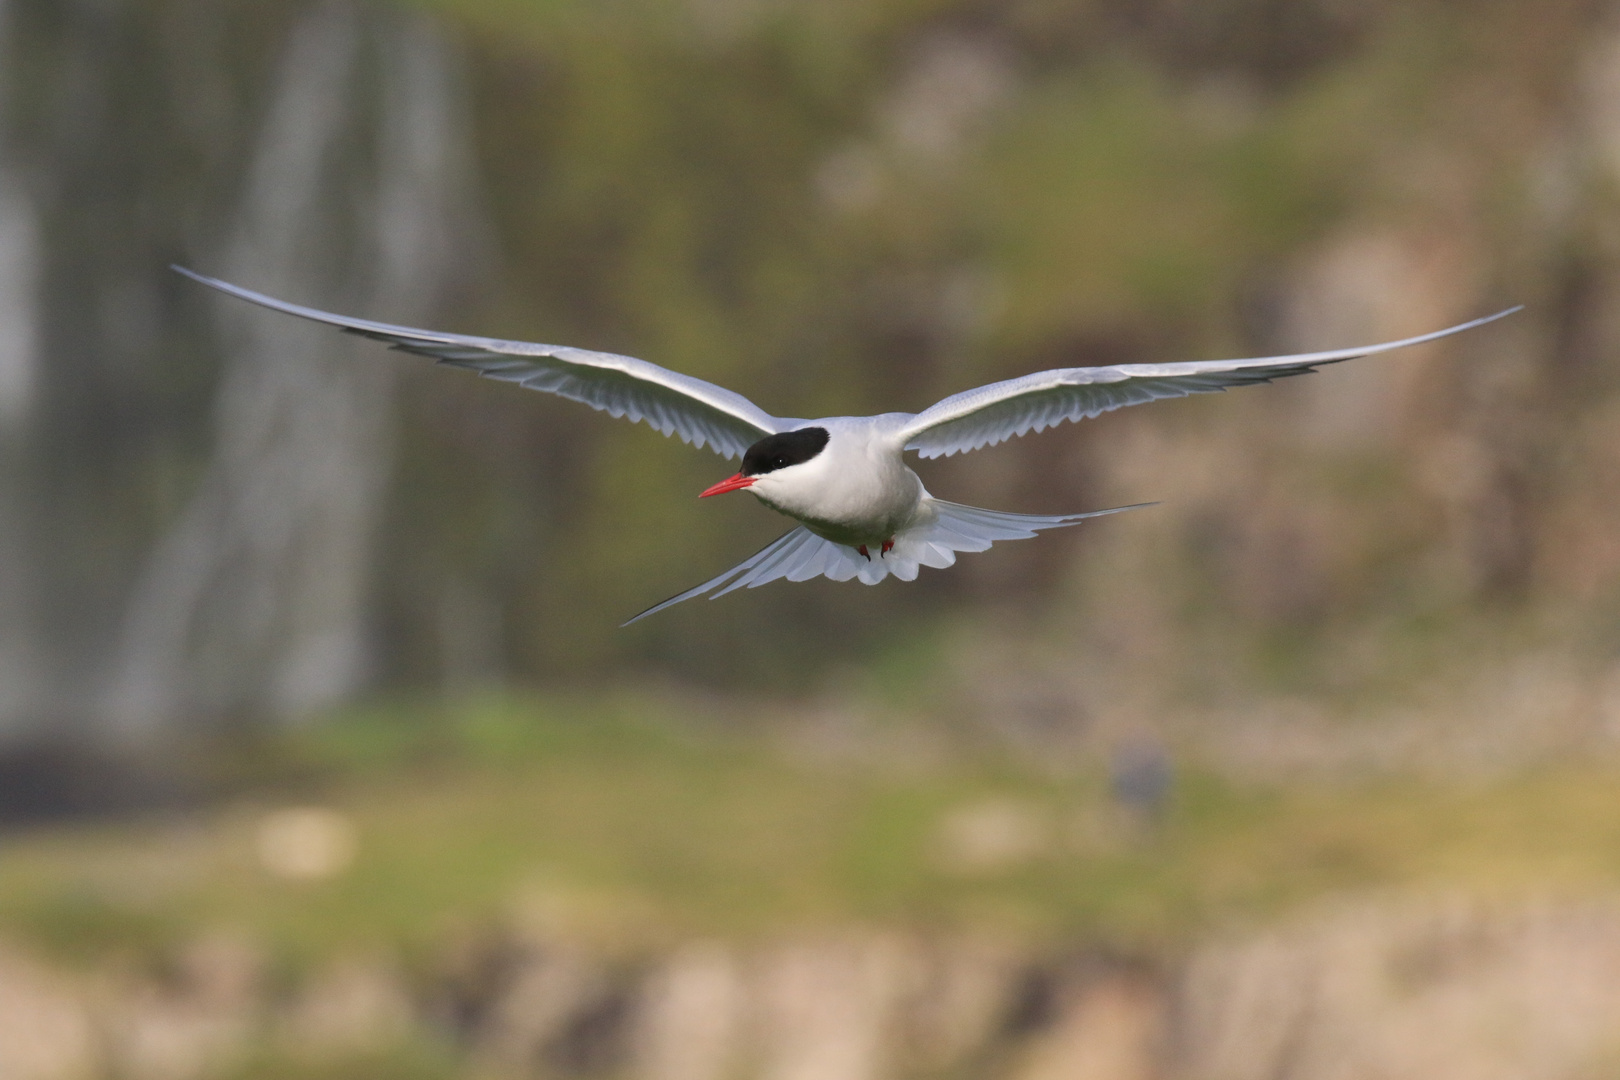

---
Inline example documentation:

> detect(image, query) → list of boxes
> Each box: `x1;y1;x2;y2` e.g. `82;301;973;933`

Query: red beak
699;473;756;498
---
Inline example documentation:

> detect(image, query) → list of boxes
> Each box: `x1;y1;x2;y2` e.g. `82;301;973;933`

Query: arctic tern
173;266;1517;624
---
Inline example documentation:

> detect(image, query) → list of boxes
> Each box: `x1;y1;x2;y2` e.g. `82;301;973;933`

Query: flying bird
173;267;1517;624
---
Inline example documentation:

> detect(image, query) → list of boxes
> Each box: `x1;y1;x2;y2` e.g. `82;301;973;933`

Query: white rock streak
103;4;476;732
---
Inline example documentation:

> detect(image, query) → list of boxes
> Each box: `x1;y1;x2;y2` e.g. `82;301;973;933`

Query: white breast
747;415;923;546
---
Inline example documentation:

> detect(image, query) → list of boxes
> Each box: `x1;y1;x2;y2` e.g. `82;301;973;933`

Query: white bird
173;266;1518;624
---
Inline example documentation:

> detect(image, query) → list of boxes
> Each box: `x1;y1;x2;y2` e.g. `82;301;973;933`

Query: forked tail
622;498;1154;625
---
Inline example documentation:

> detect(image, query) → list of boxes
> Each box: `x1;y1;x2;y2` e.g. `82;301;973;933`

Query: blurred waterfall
100;3;478;734
0;0;43;733
0;141;36;424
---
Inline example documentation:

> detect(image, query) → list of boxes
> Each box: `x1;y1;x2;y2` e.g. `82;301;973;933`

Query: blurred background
2;0;1620;1077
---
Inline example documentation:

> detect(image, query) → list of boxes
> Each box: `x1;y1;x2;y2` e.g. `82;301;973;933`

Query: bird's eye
773;456;785;468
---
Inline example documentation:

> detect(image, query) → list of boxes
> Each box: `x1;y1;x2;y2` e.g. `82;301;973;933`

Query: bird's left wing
896;308;1520;459
174;267;789;459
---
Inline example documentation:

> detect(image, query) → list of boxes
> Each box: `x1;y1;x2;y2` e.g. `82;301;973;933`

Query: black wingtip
619;605;659;629
1082;500;1160;518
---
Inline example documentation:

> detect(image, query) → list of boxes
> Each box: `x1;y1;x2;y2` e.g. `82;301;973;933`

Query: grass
217;1045;459;1080
4;693;1620;973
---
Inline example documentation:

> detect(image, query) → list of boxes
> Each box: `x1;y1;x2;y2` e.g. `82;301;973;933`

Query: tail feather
621;498;1155;625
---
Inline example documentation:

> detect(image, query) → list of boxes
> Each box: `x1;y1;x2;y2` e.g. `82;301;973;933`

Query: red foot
881;539;894;556
857;545;870;560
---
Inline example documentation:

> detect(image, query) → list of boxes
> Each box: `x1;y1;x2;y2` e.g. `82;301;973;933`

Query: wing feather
175;266;788;459
898;308;1520;458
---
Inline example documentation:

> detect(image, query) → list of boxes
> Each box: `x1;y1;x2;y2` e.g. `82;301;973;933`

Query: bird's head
700;426;831;499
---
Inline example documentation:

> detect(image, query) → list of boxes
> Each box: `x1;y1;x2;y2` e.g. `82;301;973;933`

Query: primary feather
897;308;1521;458
173;266;792;459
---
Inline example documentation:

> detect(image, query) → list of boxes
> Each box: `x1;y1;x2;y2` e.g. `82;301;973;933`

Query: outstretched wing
174;267;790;459
897;308;1521;459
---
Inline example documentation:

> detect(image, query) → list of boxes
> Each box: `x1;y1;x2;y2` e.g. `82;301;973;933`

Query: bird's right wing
897;308;1521;458
174;266;791;459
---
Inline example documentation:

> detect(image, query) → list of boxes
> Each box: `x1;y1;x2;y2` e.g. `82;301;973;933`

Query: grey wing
174;267;790;459
897;307;1521;459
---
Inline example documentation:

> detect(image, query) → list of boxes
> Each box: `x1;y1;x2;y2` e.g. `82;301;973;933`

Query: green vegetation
5;695;1620;971
359;0;1569;690
218;1045;458;1080
14;0;1586;706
